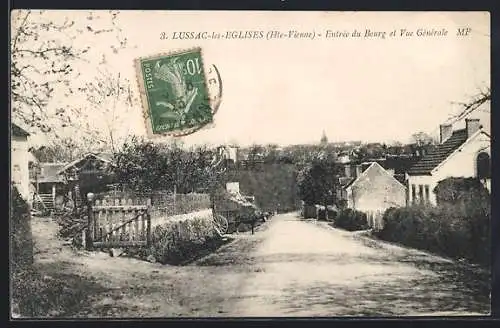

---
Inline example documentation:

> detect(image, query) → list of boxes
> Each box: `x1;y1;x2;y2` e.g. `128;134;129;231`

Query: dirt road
227;213;490;317
28;212;490;318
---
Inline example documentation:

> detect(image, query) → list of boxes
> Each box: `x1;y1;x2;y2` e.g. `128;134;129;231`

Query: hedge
333;208;369;231
145;211;222;265
375;178;491;267
375;204;490;267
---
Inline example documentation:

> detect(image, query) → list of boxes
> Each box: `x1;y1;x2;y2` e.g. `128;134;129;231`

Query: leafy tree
283;144;328;167
262;143;281;163
247;144;265;164
297;156;339;216
112;137;226;194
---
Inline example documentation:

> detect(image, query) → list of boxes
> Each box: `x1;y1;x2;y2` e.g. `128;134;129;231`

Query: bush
375;201;490;267
317;206;326;220
53;205;88;241
434;177;489;207
11;185;34;317
333;208;369;231
146;212;221;265
11;185;33;274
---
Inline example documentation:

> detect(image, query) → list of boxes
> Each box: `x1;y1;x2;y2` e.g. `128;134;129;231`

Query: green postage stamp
135;48;217;137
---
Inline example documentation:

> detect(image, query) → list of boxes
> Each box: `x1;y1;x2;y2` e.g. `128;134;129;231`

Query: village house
31;162;68;212
217;144;239;167
11;123;32;203
406;118;491;205
30;152;115;212
336;161;407;228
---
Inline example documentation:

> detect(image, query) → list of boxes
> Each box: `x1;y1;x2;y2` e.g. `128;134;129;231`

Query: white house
407;118;491;205
217;144;239;164
341;162;407;229
11;123;31;203
226;181;240;194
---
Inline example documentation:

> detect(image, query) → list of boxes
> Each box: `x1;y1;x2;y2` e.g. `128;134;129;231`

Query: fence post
173;185;177;214
86;193;95;250
146;198;152;246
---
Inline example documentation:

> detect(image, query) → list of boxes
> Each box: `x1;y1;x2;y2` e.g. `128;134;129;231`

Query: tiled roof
393;173;407;185
346;162;406;189
12;123;30;137
407;129;468;176
339;177;355;187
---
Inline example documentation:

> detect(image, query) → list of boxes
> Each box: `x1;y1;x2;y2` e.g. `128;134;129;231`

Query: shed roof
12;123;30;137
57;152;114;175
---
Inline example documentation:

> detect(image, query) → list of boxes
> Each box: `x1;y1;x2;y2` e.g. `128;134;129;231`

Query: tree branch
11;11;31;53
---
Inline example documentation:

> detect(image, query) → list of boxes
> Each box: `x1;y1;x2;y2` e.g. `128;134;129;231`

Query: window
418;185;424;204
12;164;21;183
411;184;416;203
477;152;491;180
424;185;430;203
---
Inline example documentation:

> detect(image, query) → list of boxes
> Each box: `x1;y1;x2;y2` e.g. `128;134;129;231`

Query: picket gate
86;194;152;249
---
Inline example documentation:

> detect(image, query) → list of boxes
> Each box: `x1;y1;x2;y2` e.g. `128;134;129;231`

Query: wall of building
408;133;491;206
407;174;436;205
346;164;406;214
11;135;31;203
433;133;490;180
226;181;240;193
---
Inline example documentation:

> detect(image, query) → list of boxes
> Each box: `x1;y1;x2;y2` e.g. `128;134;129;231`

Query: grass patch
11;267;108;318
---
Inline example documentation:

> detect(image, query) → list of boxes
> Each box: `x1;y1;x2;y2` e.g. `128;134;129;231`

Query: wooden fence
365;210;385;231
99;190;211;218
87;196;151;249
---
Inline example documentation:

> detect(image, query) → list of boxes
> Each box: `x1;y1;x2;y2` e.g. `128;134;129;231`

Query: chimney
466;118;481;138
355;165;363;178
344;164;351;177
439;124;453;143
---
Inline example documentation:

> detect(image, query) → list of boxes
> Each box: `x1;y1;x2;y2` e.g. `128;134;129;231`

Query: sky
12;11;490;147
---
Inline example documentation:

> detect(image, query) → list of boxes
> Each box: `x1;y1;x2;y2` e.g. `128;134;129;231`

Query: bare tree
78;69;138;153
448;87;491;124
10;10;129;136
411;131;436;146
29;138;88;163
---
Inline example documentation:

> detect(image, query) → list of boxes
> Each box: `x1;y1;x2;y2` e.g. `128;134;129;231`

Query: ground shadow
195;235;263;267
177;237;235;266
14;261;110;318
344;235;491;315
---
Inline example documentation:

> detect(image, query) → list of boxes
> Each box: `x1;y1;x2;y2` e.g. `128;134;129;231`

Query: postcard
10;10;491;318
